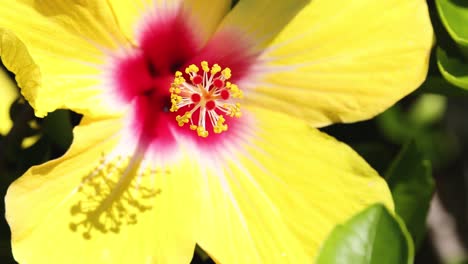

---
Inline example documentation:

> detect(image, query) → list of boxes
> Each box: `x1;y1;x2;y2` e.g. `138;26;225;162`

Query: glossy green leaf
436;0;468;53
435;0;468;90
385;141;434;249
437;47;468;90
315;204;414;264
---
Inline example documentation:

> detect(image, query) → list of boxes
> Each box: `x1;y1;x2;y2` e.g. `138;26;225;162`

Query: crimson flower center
111;9;256;149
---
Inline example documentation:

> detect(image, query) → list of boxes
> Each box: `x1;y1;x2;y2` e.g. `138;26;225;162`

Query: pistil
170;61;243;138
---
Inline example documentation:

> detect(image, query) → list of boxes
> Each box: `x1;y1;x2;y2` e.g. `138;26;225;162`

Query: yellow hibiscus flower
0;1;432;263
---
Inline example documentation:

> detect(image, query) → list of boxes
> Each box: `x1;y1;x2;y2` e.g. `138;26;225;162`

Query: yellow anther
190;124;197;130
170;105;179;112
170;99;179;106
169;86;181;94
213;115;228;134
173;76;185;86
201;61;209;72
228;83;243;98
228;83;238;91
197;126;209;138
211;64;221;75
176;112;191;127
227;103;242;118
221;68;231;80
186;64;199;74
169;74;187;113
171;93;182;102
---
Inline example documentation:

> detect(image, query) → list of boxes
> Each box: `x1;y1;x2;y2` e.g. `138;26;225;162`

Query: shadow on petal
68;154;164;239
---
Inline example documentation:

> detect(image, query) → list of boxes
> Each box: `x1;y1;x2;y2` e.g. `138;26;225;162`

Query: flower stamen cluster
170;61;242;138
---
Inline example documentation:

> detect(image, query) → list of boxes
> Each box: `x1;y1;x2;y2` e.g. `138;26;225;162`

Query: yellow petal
246;0;433;126
0;2;126;118
217;0;308;50
184;0;232;44
6;117;199;263
197;106;393;263
109;0;231;45
0;68;16;135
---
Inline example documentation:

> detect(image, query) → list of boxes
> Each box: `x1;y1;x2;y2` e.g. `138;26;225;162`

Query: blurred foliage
376;94;456;169
385;141;434;250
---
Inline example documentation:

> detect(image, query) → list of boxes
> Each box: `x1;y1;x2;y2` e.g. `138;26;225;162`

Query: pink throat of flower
111;9;256;149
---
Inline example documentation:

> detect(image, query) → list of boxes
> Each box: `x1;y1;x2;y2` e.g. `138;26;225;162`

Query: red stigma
213;78;224;88
191;93;201;103
220;89;230;100
192;75;203;85
205;100;216;110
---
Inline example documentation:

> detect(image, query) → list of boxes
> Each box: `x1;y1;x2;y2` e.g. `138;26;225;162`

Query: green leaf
435;0;468;90
315;204;414;264
420;76;468;96
385;141;434;249
437;47;468;90
435;0;468;52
